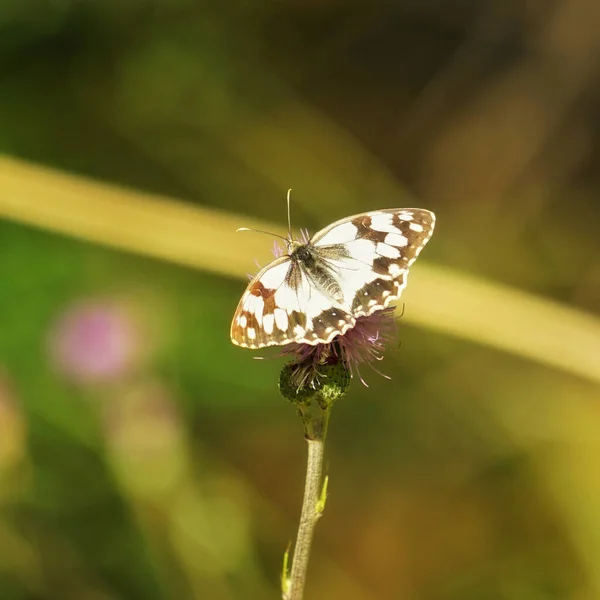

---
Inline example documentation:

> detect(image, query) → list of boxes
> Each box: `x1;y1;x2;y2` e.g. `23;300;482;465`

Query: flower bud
278;359;350;408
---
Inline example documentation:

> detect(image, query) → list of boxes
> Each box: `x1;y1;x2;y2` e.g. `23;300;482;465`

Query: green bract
278;360;350;407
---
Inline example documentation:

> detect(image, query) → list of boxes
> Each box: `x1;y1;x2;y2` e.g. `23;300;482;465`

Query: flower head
279;307;397;400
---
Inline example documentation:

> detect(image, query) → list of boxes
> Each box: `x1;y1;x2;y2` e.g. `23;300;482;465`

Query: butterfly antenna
286;188;293;240
235;227;288;243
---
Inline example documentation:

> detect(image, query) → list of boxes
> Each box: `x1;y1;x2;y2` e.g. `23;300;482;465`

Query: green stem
284;404;330;600
279;360;349;599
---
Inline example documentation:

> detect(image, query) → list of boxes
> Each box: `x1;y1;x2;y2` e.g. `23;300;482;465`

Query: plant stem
284;404;330;600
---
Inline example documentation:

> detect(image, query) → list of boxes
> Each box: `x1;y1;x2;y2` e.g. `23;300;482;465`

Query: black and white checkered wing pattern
230;256;355;349
311;208;435;317
230;208;435;348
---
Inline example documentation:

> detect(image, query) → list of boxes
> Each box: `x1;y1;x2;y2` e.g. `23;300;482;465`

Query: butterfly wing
311;208;435;317
230;255;355;348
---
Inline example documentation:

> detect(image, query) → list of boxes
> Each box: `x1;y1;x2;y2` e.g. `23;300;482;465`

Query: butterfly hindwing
230;256;355;348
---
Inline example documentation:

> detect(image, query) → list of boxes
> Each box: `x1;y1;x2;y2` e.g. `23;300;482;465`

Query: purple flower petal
272;240;284;258
283;308;398;388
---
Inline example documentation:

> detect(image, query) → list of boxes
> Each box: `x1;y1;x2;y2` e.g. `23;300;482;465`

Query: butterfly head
287;240;314;264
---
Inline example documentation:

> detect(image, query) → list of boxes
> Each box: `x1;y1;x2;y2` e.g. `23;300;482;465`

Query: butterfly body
231;208;435;349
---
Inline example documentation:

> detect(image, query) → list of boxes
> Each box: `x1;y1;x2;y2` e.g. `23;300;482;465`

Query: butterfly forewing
312;208;435;317
230;207;435;348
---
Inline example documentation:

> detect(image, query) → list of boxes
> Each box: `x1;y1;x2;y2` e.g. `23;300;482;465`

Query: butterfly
230;203;435;349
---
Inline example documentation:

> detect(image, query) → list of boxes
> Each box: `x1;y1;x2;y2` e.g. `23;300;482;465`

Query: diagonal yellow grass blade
0;155;599;385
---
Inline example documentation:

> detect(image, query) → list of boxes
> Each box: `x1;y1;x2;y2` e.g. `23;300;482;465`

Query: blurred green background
1;1;600;599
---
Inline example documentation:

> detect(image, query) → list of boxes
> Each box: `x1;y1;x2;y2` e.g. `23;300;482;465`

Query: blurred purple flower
49;299;145;384
283;308;397;388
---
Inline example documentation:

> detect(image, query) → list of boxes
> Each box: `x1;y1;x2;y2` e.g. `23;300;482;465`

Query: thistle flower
232;203;435;599
278;307;397;404
277;305;399;600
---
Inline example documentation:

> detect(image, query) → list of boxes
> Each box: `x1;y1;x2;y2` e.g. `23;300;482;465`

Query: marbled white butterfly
230;200;435;349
